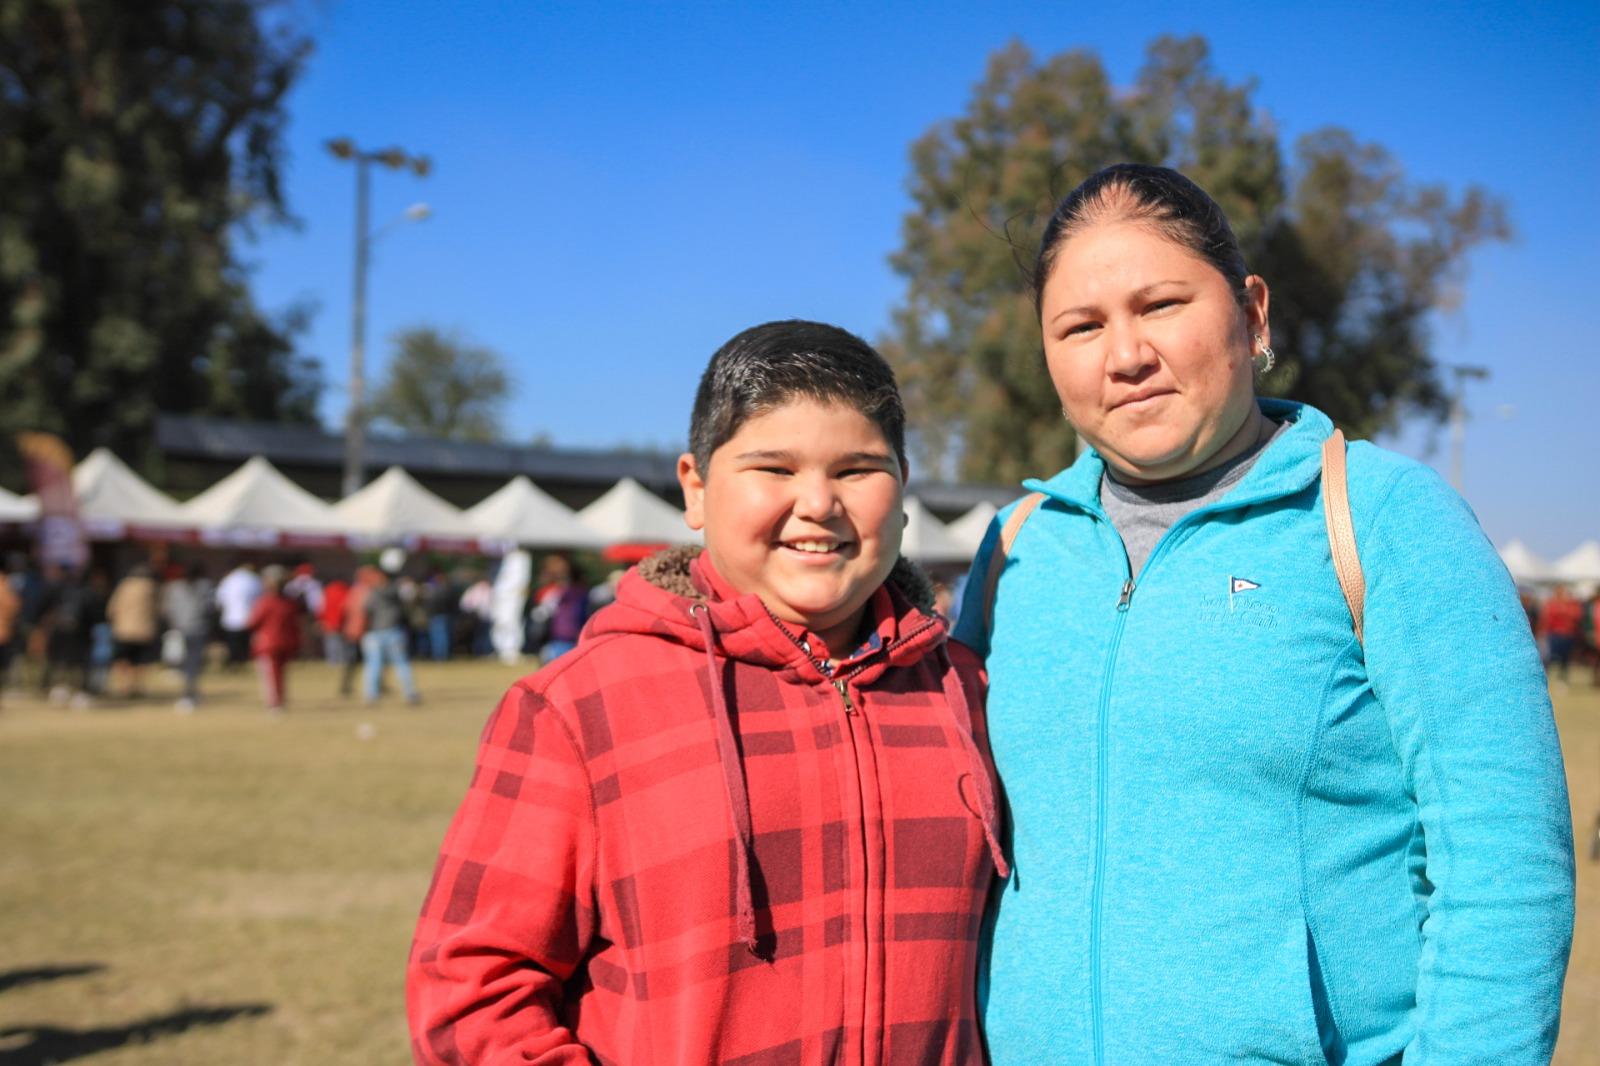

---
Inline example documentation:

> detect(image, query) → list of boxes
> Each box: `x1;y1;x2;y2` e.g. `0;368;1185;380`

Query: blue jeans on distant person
540;639;577;663
428;614;452;661
362;627;419;702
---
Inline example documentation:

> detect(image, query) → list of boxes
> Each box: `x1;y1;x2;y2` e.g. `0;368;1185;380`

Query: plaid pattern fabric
408;552;1000;1064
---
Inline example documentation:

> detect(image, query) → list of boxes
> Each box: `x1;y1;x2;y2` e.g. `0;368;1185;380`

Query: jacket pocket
1304;923;1347;1065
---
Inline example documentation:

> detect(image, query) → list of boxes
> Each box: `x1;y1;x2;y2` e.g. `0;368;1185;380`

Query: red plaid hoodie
408;547;1006;1065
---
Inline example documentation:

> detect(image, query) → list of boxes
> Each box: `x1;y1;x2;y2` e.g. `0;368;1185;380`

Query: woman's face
1039;219;1269;483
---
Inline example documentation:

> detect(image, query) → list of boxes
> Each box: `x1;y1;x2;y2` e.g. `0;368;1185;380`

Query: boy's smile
678;398;906;658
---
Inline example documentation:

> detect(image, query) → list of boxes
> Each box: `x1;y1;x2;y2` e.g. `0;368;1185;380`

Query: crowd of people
1528;584;1600;686
0;549;613;714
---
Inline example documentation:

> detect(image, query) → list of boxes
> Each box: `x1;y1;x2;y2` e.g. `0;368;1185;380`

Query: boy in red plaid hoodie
408;321;1006;1064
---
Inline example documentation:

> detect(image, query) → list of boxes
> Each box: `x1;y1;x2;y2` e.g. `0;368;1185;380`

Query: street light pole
326;138;431;498
1447;363;1490;493
347;154;372;499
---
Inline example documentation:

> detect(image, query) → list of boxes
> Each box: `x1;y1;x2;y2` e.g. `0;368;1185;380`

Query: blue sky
251;0;1599;556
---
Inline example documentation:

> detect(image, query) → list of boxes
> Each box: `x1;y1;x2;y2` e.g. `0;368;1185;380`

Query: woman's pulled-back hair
1033;163;1250;312
688;320;906;473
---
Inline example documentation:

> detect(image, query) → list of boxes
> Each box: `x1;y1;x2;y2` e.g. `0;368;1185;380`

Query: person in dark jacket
38;564;103;707
528;554;588;663
361;561;419;705
161;562;214;712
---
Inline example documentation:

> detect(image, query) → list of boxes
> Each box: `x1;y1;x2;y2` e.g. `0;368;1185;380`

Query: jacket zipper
1083;497;1260;1065
1090;570;1133;1066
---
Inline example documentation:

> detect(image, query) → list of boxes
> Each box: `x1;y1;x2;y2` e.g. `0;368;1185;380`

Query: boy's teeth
788;540;835;553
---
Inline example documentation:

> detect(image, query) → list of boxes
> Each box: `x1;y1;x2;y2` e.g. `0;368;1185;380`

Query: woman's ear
1245;274;1271;349
677;453;707;532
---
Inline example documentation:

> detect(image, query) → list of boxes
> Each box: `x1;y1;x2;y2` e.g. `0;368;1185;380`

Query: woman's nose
1106;323;1157;378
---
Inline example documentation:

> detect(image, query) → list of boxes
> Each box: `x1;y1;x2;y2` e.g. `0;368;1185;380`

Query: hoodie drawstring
690;604;761;956
936;644;1011;880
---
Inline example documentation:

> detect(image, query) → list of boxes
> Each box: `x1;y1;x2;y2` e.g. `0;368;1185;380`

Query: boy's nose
791;475;843;521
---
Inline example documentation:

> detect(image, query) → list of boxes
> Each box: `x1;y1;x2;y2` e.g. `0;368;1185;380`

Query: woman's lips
1114;388;1176;411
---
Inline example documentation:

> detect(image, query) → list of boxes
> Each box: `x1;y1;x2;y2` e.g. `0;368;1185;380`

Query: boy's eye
756;466;793;476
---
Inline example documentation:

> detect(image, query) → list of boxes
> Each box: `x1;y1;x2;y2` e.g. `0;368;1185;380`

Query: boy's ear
677;453;707;531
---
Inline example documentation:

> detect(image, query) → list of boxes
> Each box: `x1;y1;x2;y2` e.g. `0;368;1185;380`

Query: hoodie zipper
832;678;856;713
766;606;939;1063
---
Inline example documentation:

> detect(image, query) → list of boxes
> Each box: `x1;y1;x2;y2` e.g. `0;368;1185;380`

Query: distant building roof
156;414;682;492
154;413;1025;519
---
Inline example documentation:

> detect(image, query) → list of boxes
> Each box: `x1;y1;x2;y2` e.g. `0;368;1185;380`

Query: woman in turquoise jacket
955;164;1573;1065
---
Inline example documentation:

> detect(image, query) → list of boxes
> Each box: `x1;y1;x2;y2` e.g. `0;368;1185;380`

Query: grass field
1;659;1595;1065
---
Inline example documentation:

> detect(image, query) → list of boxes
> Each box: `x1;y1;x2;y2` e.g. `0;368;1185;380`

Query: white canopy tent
577;478;698;545
900;497;970;564
945;501;999;558
332;466;477;545
1498;540;1556;586
182;456;345;545
37;447;191;535
0;485;38;523
465;476;603;549
1553;540;1600;586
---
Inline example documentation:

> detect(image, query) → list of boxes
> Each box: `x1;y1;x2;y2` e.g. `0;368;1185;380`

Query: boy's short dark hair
688;319;907;472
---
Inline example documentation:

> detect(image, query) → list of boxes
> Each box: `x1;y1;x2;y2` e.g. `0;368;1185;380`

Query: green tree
0;0;319;484
370;326;512;442
884;36;1510;484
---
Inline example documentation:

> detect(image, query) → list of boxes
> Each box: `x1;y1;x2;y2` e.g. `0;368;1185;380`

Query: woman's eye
1144;299;1181;314
1063;321;1100;338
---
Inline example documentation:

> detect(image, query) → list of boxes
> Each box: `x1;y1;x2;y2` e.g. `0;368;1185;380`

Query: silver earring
1254;334;1276;374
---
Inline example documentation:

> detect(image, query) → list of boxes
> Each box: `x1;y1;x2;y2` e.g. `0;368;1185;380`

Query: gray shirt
1100;418;1289;577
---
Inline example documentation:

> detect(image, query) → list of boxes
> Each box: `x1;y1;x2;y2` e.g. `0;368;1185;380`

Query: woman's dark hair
1033;163;1250;312
688;319;906;472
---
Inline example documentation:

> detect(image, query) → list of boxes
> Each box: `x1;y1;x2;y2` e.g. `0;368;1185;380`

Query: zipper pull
1116;579;1136;611
832;678;856;714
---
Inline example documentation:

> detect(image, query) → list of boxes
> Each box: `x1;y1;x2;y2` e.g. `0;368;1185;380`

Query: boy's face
678;398;907;657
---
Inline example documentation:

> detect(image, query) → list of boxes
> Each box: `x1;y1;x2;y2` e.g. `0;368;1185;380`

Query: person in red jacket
246;565;301;712
1540;585;1584;683
408;321;1006;1064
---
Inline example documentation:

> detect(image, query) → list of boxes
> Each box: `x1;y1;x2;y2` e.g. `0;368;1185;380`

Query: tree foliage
370;326;511;442
884;36;1510;484
0;0;320;484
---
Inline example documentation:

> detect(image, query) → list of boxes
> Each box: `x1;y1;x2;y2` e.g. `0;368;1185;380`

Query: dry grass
0;660;1595;1064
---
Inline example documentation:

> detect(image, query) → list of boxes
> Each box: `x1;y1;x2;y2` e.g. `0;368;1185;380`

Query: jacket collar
1024;399;1332;514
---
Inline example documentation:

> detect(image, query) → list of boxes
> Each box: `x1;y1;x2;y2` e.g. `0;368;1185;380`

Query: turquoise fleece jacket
954;400;1573;1065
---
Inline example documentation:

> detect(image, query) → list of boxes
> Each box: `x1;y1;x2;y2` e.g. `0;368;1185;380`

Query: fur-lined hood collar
583;546;947;679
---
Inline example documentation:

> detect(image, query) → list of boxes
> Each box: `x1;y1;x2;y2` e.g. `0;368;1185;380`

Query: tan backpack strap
982;492;1046;639
1320;429;1366;643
